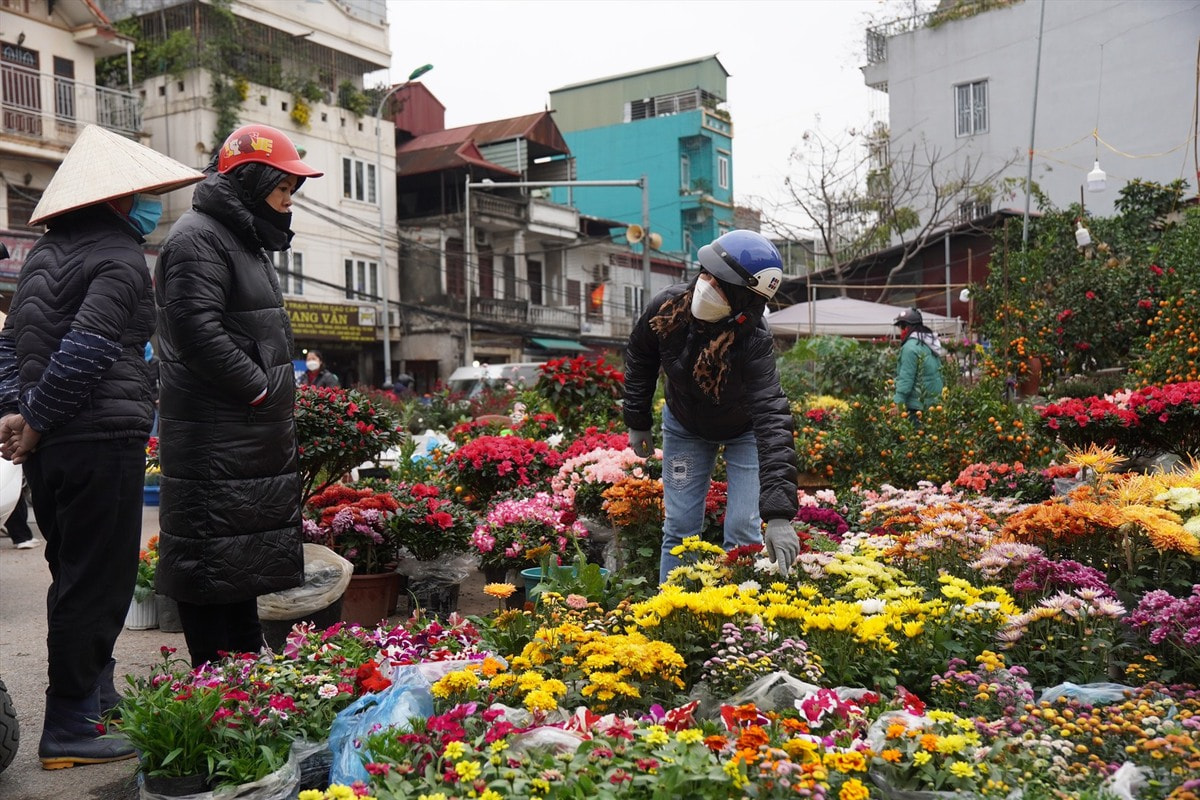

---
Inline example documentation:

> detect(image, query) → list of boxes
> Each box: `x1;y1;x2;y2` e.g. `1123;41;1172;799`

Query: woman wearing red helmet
154;124;322;667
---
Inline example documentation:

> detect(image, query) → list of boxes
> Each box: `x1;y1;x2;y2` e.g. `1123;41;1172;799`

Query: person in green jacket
892;307;945;420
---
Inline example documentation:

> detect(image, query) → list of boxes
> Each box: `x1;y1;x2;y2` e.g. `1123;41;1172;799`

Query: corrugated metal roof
394;110;569;177
394;141;520;178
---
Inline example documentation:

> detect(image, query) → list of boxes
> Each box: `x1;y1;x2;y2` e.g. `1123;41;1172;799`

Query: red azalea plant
1038;380;1200;458
440;435;563;507
295;385;406;501
534;355;625;433
385;482;476;561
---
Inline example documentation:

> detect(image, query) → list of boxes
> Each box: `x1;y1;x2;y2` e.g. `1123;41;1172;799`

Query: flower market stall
108;353;1200;800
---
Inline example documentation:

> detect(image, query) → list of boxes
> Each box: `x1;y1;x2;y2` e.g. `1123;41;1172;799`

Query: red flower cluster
560;427;630;459
1039;381;1200;457
386;482;475;561
307;484;399;527
444;435;564;505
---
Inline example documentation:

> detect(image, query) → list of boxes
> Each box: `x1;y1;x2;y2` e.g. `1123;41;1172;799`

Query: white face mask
691;279;732;322
306;360;320;371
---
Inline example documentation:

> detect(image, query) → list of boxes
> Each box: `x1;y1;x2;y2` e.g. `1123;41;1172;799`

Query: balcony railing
428;292;581;333
1;62;141;145
864;12;933;64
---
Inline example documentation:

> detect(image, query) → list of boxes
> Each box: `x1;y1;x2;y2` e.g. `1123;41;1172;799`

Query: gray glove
628;429;653;458
763;519;799;577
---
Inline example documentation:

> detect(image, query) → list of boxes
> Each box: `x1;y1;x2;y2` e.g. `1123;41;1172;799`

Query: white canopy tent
766;296;965;339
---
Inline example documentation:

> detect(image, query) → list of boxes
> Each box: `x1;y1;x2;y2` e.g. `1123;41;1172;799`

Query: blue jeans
659;404;762;584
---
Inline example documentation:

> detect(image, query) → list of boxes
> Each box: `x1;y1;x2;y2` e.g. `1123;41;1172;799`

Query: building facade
549;55;735;265
863;0;1200;224
388;92;684;390
95;0;395;386
1;0;139;301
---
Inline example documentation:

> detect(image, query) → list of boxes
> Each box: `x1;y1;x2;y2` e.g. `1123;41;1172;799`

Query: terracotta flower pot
339;572;400;627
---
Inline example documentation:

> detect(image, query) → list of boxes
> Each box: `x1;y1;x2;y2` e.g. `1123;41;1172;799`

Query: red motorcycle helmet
216;124;323;178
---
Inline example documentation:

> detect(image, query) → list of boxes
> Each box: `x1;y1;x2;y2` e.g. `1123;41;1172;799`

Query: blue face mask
127;194;163;235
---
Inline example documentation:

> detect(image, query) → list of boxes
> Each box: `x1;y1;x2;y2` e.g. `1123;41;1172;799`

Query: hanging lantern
1087;160;1107;192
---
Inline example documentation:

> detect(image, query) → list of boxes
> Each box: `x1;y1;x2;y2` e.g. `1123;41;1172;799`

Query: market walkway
0;506;166;800
0;505;494;799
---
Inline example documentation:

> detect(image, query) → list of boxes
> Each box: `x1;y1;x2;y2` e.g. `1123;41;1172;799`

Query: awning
529;337;589;353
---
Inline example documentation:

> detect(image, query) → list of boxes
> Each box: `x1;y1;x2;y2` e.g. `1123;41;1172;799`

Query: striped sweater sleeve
0;333;19;415
19;329;122;433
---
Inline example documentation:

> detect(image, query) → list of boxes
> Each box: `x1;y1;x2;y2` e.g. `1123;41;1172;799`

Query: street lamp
374;63;433;388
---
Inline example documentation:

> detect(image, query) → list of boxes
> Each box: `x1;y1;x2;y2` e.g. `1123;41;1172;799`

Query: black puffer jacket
0;208;155;443
153;172;303;604
623;283;799;522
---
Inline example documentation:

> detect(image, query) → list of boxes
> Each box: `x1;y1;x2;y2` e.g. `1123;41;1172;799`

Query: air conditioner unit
387;310;400;327
592;264;611;282
474;228;488;247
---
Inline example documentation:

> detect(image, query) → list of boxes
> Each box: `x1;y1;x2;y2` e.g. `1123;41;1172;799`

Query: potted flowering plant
533;355;624;433
550;446;653;520
303;484;400;575
116;648;296;794
295;385;407;501
439;434;563;507
386;482;475;562
387;481;478;618
133;535;159;603
469;491;586;573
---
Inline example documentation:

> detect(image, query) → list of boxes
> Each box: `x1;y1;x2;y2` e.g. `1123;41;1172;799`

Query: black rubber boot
96;659;122;720
39;691;135;770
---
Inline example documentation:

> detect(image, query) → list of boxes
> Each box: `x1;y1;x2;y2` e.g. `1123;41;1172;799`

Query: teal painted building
549;56;735;264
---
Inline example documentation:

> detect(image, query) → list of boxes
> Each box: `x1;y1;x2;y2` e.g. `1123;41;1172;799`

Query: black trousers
175;598;263;668
25;439;145;699
6;490;33;544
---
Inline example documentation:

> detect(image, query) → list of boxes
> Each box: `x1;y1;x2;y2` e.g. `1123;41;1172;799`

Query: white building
862;0;1200;224
1;0;139;298
97;0;397;386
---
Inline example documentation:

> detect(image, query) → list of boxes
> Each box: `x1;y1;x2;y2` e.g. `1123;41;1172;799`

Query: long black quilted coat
0;208;155;442
623;283;799;523
152;173;303;604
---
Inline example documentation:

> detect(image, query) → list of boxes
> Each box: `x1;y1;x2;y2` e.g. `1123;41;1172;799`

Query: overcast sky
379;0;891;230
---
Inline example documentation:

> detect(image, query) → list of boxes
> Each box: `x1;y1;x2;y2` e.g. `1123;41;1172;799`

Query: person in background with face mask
623;230;801;583
301;349;340;388
154;123;322;668
0;125;203;769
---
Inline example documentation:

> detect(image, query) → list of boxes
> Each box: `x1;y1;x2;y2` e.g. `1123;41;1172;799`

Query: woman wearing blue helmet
623;230;800;582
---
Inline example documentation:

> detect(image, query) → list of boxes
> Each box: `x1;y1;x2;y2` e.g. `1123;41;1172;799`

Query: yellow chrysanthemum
1065;443;1127;475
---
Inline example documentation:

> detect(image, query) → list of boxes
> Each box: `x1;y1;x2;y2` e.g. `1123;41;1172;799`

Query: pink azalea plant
469;491;586;571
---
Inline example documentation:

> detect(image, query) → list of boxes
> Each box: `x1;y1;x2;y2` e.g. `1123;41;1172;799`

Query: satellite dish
625;224;644;244
647;232;663;250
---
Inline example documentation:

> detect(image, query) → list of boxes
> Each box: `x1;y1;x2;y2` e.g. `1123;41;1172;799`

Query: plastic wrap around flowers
470;492;587;571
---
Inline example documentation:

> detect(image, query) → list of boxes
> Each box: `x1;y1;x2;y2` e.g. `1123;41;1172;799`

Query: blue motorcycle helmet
696;230;785;301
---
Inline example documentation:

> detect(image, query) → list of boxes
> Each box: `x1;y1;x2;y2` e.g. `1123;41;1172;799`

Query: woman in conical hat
0;125;202;770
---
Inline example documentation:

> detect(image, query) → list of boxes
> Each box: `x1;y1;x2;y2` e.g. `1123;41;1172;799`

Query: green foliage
778;335;893;398
818;374;1057;490
337;80;371;117
294;385;407;501
973;179;1198;385
527;552;611;606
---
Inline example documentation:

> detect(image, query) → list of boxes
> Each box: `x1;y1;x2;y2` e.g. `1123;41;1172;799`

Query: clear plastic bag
396;551;477;585
865;711;976;800
328;665;433;786
1101;761;1146;800
257;544;353;620
139;747;300;800
1038;682;1136;705
507;726;587;756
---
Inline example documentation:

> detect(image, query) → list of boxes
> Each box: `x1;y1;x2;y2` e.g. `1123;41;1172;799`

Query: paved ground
0;502;492;799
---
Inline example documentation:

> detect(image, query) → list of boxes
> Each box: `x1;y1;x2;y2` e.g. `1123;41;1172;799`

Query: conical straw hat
30;125;205;225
